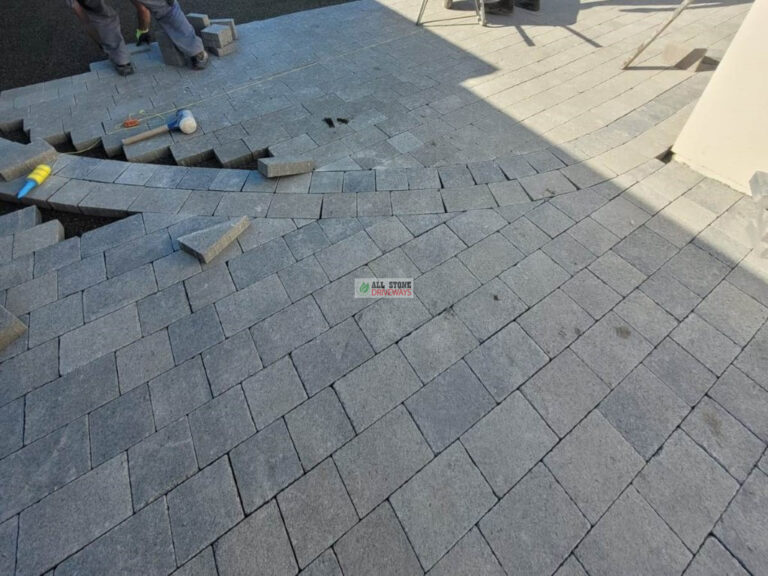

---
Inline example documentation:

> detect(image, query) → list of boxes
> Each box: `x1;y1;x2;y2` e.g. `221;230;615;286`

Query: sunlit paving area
1;0;767;574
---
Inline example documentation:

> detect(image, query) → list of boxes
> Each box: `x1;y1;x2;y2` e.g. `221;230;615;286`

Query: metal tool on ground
417;0;487;26
121;109;197;147
17;164;51;199
623;0;695;69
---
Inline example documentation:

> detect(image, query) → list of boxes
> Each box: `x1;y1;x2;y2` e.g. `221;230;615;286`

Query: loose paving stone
480;464;589;576
242;357;306;431
684;537;749;576
258;157;314;178
640;270;701;320
499;250;569;306
453;278;526;341
0;339;58;406
278;458;358;568
709;366;768;442
252;296;329;365
201;330;261;396
403;225;465;273
214;505;298;576
562;269;621;319
168;304;224;365
0;418;89;523
682;397;765;482
391;442;496;570
334;344;421;432
189;385;255;467
466;320;547;401
614;226;678;275
599;364;689;459
137;282;191;336
427;527;504;576
523;348;609;438
546;412;645;523
25;352;118;442
179;216;250;264
635;431;739;550
149;356;211;429
335;502;422;576
614;290;677;345
128;418;198;510
416;258;481;315
335;406;432;517
671;314;739;376
714;469;768;575
575;486;691;576
167;457;244;564
519;289;593;357
285;387;354;469
0;398;23;459
116;329;175;393
184;263;235;312
292;318;373;395
230;419;302;513
588;250;645;296
399;310;478;383
15;455;132;576
405;359;493;453
89;383;155;466
571;311;652;387
500;217;550;255
54;497;175;576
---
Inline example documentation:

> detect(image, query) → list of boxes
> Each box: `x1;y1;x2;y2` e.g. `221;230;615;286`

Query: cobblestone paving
1;0;767;575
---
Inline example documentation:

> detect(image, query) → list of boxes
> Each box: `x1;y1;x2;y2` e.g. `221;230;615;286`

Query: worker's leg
68;0;103;46
77;0;131;66
135;0;203;57
129;0;153;44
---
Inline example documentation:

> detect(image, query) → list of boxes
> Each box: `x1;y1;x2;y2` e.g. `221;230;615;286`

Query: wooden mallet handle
122;124;170;147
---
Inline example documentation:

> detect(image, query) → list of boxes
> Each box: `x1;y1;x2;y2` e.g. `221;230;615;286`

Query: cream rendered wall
673;0;768;194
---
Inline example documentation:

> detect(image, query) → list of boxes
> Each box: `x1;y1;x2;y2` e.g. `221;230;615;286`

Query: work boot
115;62;135;76
192;50;209;70
485;0;514;14
136;29;153;46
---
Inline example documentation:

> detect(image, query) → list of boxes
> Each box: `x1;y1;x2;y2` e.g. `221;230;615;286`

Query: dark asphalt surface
0;0;355;92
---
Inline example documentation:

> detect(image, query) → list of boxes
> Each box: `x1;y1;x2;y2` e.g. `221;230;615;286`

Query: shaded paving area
1;0;767;575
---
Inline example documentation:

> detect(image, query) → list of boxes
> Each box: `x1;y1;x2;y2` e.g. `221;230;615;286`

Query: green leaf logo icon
360;282;370;294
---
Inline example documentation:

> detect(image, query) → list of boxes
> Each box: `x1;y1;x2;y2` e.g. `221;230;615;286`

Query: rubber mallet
122;109;197;146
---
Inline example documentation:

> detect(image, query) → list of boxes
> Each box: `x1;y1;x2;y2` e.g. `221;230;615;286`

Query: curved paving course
2;0;768;575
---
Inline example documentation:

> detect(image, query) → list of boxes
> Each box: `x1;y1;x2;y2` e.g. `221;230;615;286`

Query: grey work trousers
75;0;203;65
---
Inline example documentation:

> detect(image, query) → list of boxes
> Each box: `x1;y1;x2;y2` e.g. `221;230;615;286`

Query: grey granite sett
268;193;322;219
519;289;593;357
230;418;302;513
33;236;80;277
416;258;480;315
453;278;527;341
168;304;224;365
391;189;444;215
277;173;312;194
714;469;768;575
84;263;156;321
599;364;689;460
520;172;576;201
357;191;392;217
316;230;381;280
167;457;244;564
242;356;307;430
251;295;328;365
592;197;649;238
614;226;678;275
128;418;198;510
459;233;523;282
496;156;536;180
355;295;431;353
684;537;750;576
12;220;64;260
137;282;190;336
335;502;422;576
80;214;144;258
189;385;255;467
546;412;644;523
299;549;342;576
562;269;621;319
184;264;235;312
427;528;505;576
662;244;730;299
15;455;132;576
480;464;589;576
366;217;412;252
635;431;738;550
439;165;474;189
448;210;507;247
228;237;295;290
284;221;330;260
523;348;609;438
59;304;141;375
441;185;496;212
391;442;496;570
335;405;432;517
614;290;677;345
500;217;550;255
27;292;83;348
343;170;375;193
5;271;57;317
696;281;768;347
278;255;329;302
54;498;175;576
466;321;547;401
89;383;155;466
278;458;358;568
0;418;89;524
403;224;465;273
500;250;569;306
643;337;715;407
238;218;296;252
0;398;23;460
216;273;290;337
589;250;645;296
286;387;354;470
489;180;529;207
671;314;739;376
0;517;17;576
322;193;357;218
214;501;298;576
376;168;408;191
709;366;768;442
149;357;211;429
0;339;58;407
640;270;701;320
311;171;344;194
542;233;596;274
0;255;33;293
407;168;441;190
201;330;261;396
575;487;691;576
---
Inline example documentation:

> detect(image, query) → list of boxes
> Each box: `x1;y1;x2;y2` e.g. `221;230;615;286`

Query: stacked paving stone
0;138;58;182
188;13;238;57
